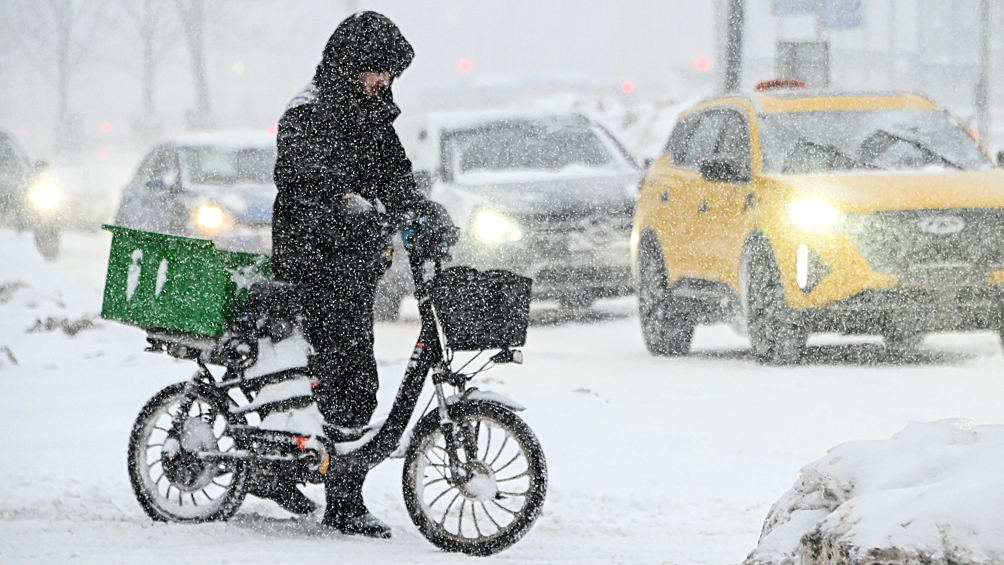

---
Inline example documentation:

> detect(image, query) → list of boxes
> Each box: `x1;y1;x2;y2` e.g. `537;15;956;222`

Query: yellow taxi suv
631;84;1004;363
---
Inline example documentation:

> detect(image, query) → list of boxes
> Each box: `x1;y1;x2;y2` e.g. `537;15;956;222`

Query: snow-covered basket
744;419;1004;565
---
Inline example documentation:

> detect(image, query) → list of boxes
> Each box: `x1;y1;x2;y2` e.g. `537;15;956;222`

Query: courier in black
269;11;452;538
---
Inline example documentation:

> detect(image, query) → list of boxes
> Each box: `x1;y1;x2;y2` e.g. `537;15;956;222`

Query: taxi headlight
196;205;226;230
790;200;837;228
472;208;523;243
28;180;60;212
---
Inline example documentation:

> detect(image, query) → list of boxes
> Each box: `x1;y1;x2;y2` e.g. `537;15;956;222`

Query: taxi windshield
759;109;992;174
181;146;276;186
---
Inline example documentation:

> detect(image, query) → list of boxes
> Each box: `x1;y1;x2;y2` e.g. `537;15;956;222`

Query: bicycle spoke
437;493;461;527
427;484;458;508
493;452;521;475
471;500;484;538
423;476;448;488
489;498;517;515
457;499;465;536
496;470;529;483
425;460;449;481
428;446;449;466
489;434;510;466
497;489;527;497
480;501;503;530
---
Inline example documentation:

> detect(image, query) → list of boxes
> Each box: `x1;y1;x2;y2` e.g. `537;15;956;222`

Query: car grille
518;210;633;259
845;208;1004;285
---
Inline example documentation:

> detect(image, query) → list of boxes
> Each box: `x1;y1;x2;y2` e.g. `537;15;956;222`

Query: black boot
247;468;318;516
327;512;392;539
321;465;391;539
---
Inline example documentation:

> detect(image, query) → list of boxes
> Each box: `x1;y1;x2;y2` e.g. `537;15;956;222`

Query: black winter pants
301;270;381;521
303;277;379;429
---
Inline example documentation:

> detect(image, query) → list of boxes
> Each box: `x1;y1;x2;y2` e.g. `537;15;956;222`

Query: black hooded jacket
272;12;426;287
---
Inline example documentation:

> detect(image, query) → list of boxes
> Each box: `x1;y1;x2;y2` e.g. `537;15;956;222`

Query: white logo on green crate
127;249;143;301
156;259;169;296
227;256;268;291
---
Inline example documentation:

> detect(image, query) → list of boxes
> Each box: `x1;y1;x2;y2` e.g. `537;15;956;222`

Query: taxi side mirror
699;158;750;184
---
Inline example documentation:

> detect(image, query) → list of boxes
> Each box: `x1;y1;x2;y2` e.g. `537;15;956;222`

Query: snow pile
745;419;1004;565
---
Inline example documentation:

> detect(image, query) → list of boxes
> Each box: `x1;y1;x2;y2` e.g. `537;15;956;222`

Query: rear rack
145;330;221;364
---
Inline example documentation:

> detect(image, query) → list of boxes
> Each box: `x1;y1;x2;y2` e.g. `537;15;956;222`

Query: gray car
114;131;277;254
0;130;62;260
380;112;640;314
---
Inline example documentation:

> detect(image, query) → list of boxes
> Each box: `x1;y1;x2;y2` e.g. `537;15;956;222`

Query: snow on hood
745;419;1004;565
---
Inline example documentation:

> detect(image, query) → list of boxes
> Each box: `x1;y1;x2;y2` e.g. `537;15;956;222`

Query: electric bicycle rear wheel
403;401;547;556
127;383;247;523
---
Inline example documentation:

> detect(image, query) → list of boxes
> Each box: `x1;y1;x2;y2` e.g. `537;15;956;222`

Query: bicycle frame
330;251;451;470
179;250;467;477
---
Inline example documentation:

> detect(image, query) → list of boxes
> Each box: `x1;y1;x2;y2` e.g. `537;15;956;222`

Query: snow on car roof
398;110;598;170
418;109;590;133
170;129;277;149
755;91;938;114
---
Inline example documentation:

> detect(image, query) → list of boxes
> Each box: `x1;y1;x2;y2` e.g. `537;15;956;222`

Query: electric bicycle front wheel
402;401;547;556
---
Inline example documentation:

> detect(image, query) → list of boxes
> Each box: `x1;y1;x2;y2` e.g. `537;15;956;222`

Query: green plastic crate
101;225;272;337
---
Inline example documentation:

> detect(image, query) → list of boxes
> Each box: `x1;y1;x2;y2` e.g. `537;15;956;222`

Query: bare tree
174;0;214;129
0;0;113;153
120;0;179;140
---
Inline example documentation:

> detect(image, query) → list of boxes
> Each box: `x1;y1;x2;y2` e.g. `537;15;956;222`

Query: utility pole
724;0;745;92
976;0;991;146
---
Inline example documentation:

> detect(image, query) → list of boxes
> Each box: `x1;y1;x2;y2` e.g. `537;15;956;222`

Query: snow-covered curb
744;419;1004;565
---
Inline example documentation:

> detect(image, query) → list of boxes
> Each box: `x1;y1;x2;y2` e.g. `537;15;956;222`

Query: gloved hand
331;193;393;262
402;200;458;259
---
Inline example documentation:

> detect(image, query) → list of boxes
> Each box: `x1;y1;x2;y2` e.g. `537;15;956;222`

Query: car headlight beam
472;209;523;244
28;181;60;212
790;200;837;228
196;205;226;230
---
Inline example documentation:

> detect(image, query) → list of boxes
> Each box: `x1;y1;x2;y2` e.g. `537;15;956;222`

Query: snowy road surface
2;229;1004;564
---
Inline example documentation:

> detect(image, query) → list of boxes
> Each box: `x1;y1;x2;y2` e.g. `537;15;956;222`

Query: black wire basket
431;267;532;351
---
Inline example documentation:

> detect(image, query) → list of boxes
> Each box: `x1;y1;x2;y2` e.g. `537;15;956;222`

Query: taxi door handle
660;191;670;203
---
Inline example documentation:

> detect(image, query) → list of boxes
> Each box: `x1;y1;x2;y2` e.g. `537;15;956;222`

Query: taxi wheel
637;237;694;356
741;238;806;365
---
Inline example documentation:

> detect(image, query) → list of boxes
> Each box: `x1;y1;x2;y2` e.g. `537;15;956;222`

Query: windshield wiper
861;129;963;170
785;138;885;173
